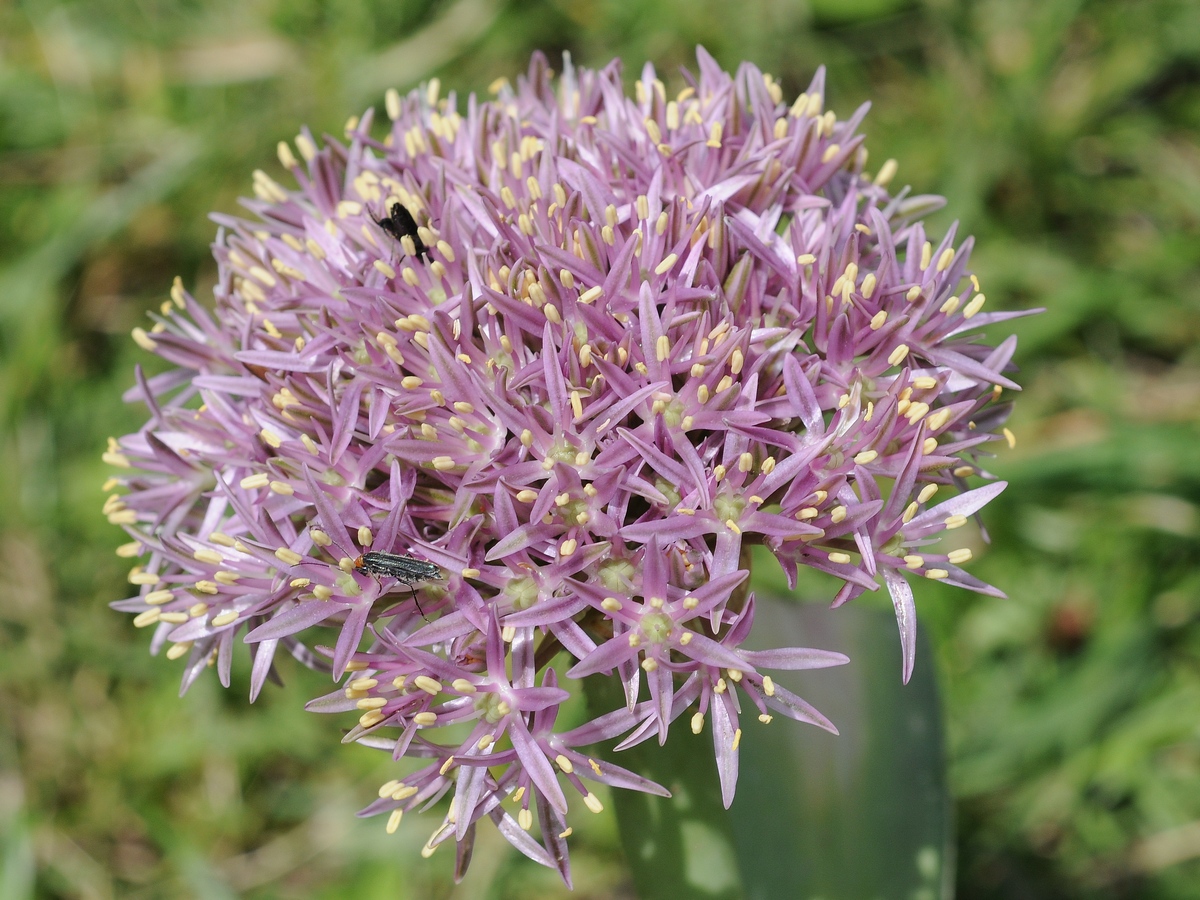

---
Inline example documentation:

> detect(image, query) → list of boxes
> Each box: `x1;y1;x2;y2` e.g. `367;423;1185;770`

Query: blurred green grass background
2;0;1199;896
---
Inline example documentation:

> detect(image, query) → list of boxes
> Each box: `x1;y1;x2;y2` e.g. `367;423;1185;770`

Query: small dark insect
375;202;429;260
352;551;441;618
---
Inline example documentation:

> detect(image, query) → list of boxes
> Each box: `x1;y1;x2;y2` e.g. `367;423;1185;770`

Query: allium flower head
105;49;1029;883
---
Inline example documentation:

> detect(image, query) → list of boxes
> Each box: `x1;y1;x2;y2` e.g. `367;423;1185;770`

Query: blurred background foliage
1;0;1199;896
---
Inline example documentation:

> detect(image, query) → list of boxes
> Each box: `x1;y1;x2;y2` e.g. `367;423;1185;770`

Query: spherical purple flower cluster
104;50;1025;882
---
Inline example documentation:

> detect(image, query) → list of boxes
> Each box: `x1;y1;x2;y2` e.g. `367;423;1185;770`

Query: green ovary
714;493;746;524
598;559;636;591
477;691;509;724
640;610;674;644
506;575;539;610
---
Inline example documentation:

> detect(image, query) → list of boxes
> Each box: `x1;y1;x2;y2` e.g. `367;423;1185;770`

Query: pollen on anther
386;809;403;834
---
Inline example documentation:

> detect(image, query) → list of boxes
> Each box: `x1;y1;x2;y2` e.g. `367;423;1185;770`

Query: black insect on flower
375;202;429;260
353;551;440;616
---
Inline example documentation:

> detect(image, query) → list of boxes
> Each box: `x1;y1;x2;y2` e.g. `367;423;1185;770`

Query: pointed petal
508;717;567;814
881;568;917;683
710;694;740;809
740;647;850;670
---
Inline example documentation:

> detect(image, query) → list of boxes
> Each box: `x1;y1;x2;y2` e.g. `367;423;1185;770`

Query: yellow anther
654;253;678;276
874;159;898;186
926;409;952;431
359;710;386;729
131;327;157;352
906;402;930;423
386;809;403;834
